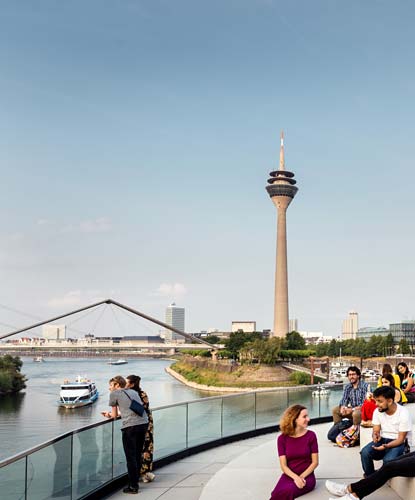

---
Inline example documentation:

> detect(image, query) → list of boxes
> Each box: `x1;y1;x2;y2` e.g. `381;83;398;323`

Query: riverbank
166;359;299;392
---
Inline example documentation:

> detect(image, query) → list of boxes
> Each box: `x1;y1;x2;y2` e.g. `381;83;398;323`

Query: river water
0;357;346;462
0;357;212;461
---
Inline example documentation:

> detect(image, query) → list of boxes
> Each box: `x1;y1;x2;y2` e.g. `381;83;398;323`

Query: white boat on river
107;358;128;365
58;376;99;409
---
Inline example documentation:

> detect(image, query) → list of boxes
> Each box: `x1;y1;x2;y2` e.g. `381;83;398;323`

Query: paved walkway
106;422;403;500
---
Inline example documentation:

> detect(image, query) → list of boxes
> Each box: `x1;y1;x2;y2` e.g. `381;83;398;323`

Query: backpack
335;424;360;448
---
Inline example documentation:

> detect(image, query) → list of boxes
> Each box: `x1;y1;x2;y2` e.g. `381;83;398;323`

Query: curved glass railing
0;384;342;499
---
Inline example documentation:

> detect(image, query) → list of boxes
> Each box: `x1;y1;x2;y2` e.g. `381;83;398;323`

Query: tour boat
107;359;128;365
59;376;99;409
33;356;44;363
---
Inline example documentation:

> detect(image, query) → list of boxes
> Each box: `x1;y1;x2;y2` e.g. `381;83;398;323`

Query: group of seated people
361;362;415;426
268;364;415;500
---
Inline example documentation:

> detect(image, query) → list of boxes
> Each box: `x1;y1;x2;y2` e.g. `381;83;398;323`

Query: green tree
327;339;339;357
385;333;394;356
315;343;329;357
284;331;306;350
204;335;220;344
0;355;26;394
225;331;262;359
398;338;411;355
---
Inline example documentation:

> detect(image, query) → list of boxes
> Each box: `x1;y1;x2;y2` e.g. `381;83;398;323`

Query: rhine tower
266;132;298;337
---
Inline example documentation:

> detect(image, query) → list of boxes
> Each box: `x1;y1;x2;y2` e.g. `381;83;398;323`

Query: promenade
106;421;403;500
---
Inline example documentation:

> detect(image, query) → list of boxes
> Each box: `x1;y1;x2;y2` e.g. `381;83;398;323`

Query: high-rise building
342;311;358;340
289;319;298;332
42;324;66;340
266;132;298;337
164;303;185;342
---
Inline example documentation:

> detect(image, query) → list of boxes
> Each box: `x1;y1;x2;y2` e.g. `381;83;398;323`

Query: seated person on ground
332;366;369;426
269;405;319;500
325;451;415;500
359;385;411;477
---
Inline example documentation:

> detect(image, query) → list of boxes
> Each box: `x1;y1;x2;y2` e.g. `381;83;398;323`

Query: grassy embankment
170;358;317;388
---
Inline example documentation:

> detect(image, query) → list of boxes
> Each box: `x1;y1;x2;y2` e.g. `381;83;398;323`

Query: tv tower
266;132;298;337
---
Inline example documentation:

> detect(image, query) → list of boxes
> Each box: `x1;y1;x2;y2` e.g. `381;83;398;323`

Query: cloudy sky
1;1;414;338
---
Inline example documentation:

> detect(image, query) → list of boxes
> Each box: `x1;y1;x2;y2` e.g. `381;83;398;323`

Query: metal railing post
24;455;28;500
70;434;73;500
186;403;189;449
220;397;224;438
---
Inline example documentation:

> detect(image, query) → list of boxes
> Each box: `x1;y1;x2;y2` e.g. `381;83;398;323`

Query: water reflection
0;392;25;413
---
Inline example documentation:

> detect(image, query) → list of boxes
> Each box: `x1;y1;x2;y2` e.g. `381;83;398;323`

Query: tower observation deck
265;132;298;337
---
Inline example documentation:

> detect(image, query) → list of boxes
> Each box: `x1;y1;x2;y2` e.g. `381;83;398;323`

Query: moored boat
107;359;128;365
59;376;99;409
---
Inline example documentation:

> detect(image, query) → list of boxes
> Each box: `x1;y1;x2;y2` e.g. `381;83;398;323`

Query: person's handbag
327;418;352;443
335;424;360;448
123;390;145;416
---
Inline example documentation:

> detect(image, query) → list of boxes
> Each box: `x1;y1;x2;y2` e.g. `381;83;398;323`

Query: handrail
0;382;341;468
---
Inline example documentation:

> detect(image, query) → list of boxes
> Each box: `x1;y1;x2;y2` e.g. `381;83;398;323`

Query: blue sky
1;0;414;338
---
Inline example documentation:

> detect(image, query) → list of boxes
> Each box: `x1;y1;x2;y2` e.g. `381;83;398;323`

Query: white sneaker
325;480;348;496
329;495;357;500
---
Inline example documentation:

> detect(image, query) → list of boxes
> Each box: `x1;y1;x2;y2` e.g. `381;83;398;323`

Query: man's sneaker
123;486;139;494
325;480;348;496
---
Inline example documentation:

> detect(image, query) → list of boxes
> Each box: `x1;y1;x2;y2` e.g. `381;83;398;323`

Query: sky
1;0;414;339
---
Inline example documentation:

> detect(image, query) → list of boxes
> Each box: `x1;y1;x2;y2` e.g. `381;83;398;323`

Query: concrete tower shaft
265;132;298;338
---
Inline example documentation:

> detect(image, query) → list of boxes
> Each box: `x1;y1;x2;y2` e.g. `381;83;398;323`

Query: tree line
0;355;26;395
185;330;410;365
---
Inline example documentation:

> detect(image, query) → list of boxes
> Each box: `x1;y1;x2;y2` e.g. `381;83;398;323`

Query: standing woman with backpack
396;362;415;403
102;376;148;494
126;374;155;483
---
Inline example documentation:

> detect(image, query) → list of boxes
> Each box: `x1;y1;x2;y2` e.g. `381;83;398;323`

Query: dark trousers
122;423;148;488
351;451;415;499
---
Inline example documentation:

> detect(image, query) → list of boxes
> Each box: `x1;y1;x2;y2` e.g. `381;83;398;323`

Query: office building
164;303;185;342
342;311;358;340
289;319;298;332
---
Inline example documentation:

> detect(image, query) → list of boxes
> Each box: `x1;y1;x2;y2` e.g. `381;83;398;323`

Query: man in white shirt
359;385;411;476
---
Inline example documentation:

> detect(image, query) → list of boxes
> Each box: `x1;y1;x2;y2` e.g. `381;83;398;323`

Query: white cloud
61;217;112;234
46;290;111;309
80;217;112;233
46;290;82;308
152;283;188;298
36;219;51;226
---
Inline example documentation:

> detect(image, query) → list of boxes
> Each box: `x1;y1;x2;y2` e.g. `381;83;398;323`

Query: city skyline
1;2;415;337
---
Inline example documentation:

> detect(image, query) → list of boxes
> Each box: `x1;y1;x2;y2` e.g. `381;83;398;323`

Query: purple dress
269;430;318;500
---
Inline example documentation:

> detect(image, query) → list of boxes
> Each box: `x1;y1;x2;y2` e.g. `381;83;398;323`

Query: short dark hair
373;386;395;401
347;366;361;378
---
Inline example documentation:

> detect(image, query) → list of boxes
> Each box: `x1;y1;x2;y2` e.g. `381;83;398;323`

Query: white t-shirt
372;404;412;440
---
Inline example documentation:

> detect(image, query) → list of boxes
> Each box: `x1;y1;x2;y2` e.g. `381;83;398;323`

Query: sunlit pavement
106;422;404;500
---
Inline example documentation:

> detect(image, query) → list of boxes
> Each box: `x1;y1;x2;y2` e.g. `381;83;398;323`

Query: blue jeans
360;438;405;476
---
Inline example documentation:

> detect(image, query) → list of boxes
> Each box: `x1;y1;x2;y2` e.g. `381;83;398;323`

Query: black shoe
123;486;139;494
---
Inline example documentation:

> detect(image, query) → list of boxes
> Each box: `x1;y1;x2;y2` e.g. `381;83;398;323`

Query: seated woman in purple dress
269;405;319;500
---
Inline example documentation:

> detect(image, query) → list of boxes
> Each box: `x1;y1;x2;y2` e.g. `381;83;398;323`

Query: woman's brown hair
279;405;307;436
109;375;126;388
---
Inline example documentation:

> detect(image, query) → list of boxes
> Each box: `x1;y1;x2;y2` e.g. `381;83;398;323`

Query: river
0;357;348;463
0;357;213;461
